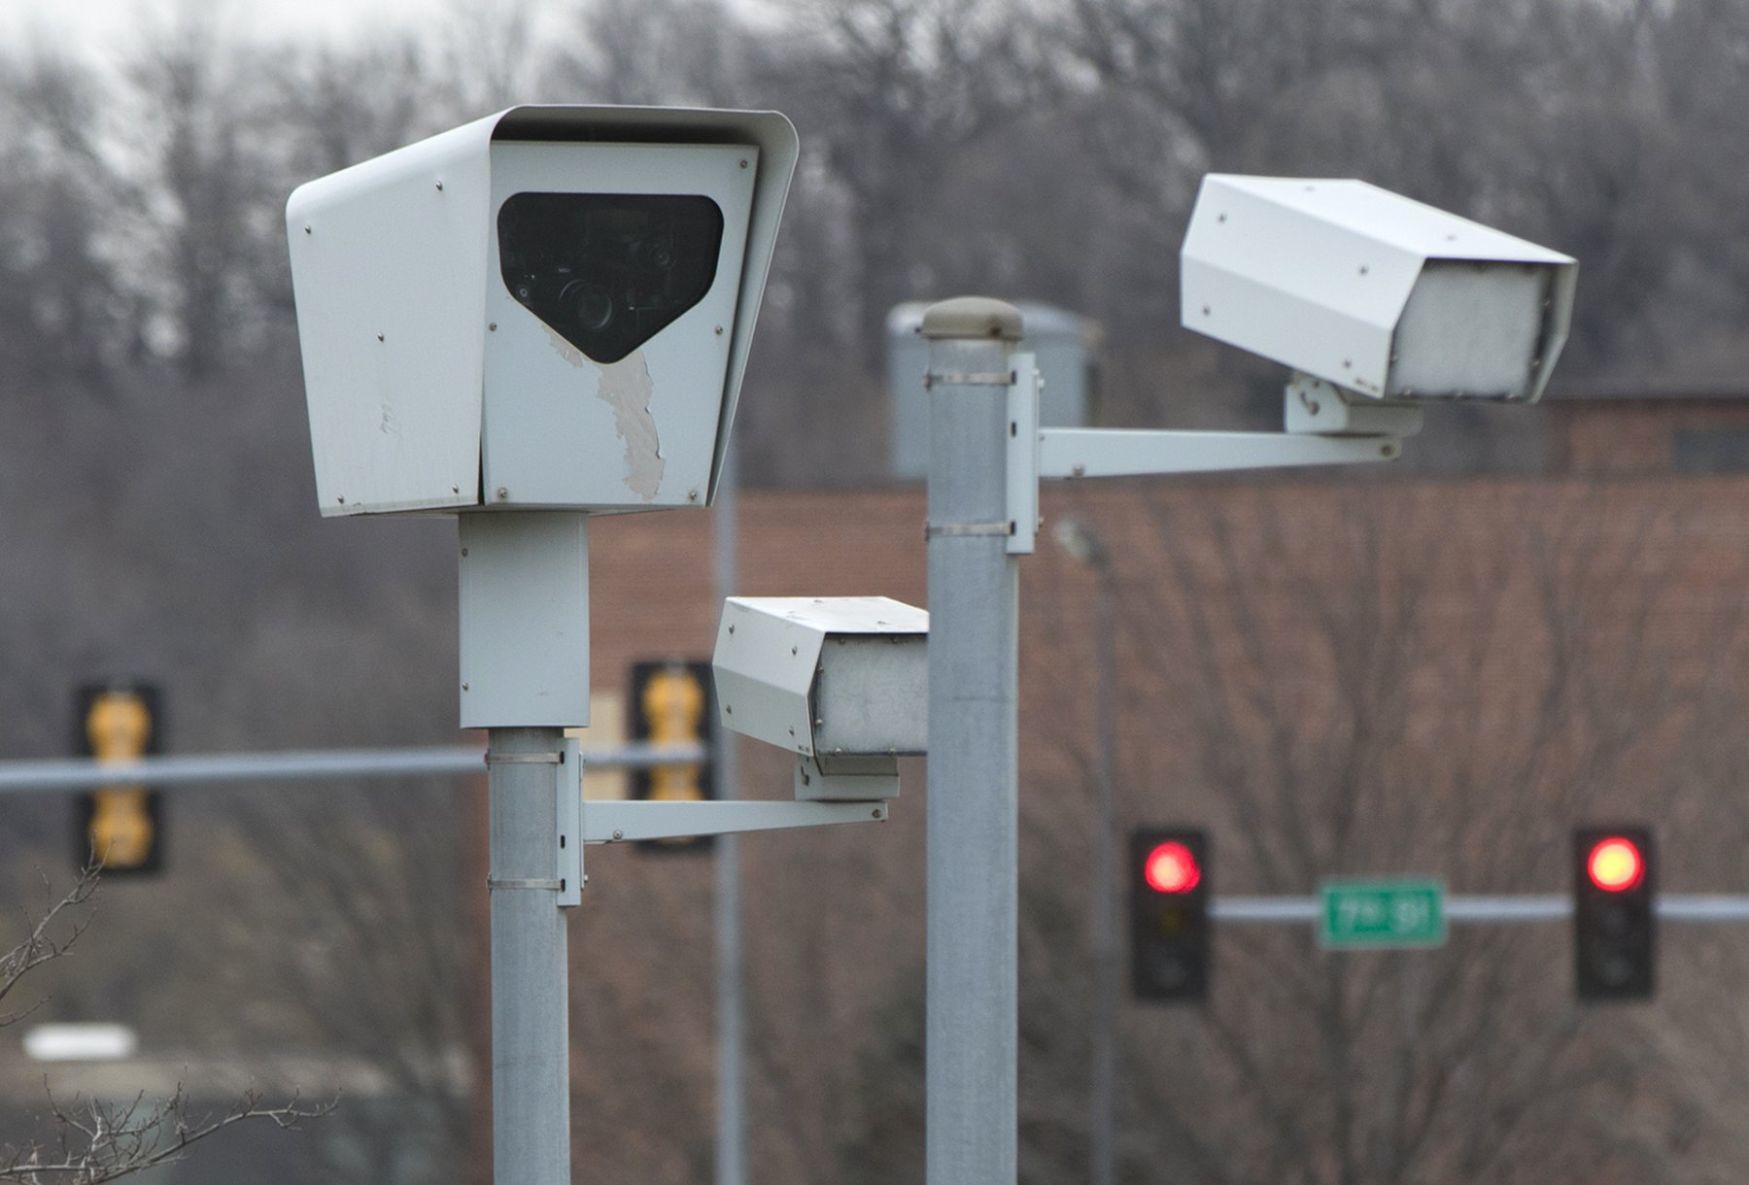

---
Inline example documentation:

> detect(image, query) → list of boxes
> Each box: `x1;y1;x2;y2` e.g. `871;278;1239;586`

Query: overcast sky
0;0;785;66
0;0;478;59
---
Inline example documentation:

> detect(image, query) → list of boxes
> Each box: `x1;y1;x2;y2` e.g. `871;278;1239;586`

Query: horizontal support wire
0;743;707;794
1213;895;1749;924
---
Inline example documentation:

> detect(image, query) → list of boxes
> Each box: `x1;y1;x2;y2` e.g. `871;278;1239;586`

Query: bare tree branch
0;1083;333;1185
1;870;335;1184
0;866;100;1026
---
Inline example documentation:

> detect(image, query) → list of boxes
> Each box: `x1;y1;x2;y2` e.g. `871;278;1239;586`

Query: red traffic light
1587;836;1645;892
1144;841;1202;894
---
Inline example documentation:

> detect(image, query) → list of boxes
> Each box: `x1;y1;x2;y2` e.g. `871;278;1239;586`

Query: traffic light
73;683;164;876
1130;828;1209;1002
629;660;716;853
1574;826;1654;1001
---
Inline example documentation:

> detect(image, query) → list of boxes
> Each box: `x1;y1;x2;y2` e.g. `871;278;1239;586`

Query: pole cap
919;296;1024;342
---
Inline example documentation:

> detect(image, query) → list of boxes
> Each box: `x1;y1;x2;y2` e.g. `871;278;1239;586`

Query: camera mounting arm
581;798;888;844
1037;371;1421;479
545;734;888;906
1038;426;1405;479
1003;359;1424;553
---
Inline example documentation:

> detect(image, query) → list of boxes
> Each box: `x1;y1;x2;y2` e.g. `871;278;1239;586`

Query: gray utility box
888;300;1101;480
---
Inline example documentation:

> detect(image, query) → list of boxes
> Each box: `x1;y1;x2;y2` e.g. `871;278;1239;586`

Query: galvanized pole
488;726;572;1185
923;297;1024;1185
1090;547;1117;1185
714;444;746;1185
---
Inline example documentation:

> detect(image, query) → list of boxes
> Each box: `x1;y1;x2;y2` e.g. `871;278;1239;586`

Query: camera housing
1182;176;1576;402
286;106;797;516
712;596;928;802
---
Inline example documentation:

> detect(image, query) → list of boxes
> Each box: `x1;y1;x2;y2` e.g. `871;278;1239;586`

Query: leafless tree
0;870;100;1029
771;0;1042;368
0;868;330;1185
4;0;1748;482
800;476;1749;1183
107;18;301;376
977;478;1749;1184
547;0;755;108
0;46;130;384
182;791;480;1185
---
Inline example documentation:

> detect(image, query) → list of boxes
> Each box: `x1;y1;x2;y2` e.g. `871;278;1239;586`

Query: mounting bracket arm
581;798;888;844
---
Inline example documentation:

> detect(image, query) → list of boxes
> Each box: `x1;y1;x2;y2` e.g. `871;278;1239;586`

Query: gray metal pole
1090;554;1117;1185
1211;895;1749;923
0;743;705;794
923;297;1025;1185
488;726;572;1185
714;444;745;1185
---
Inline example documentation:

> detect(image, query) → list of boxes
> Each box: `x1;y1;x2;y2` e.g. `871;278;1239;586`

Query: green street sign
1320;879;1446;949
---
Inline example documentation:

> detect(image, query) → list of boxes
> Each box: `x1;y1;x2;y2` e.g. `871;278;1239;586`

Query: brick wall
563;470;1749;1183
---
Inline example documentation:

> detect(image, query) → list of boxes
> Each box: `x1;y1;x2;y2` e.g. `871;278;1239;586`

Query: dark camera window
497;193;725;365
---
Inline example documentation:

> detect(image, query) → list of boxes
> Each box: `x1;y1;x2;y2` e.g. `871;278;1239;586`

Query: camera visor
498;193;725;365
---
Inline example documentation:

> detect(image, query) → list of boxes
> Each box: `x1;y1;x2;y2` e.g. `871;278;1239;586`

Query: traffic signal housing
1130;828;1209;1003
1574;826;1654;1001
629;660;717;853
73;683;164;876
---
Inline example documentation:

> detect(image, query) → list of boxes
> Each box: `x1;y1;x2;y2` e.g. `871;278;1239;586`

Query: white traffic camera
285;105;797;516
1182;176;1577;418
712;596;928;801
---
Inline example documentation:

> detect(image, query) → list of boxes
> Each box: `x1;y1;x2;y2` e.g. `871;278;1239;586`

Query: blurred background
3;0;1749;1181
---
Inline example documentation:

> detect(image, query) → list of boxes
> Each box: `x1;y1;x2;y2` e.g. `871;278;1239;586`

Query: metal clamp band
925;521;1014;538
924;370;1014;389
487;877;564;891
485;752;563;765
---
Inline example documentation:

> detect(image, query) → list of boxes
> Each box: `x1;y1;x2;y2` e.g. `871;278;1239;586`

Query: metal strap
925;521;1013;538
487;877;564;891
925;370;1013;389
485;751;563;765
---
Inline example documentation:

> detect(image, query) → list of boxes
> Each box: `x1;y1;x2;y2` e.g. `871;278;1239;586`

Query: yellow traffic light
76;685;163;875
630;661;716;853
641;666;708;804
89;787;156;868
86;690;152;760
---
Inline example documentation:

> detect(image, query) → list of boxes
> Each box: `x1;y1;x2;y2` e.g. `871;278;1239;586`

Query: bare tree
772;0;1041;368
0;868;330;1185
546;0;755;107
0;47;130;384
112;21;285;377
259;39;445;198
1059;0;1749;396
819;477;1749;1183
1035;479;1744;1184
0;870;100;1028
432;0;543;118
182;791;480;1185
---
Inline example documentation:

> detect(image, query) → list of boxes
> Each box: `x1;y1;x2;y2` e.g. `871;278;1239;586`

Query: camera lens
563;281;615;332
633;236;676;272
